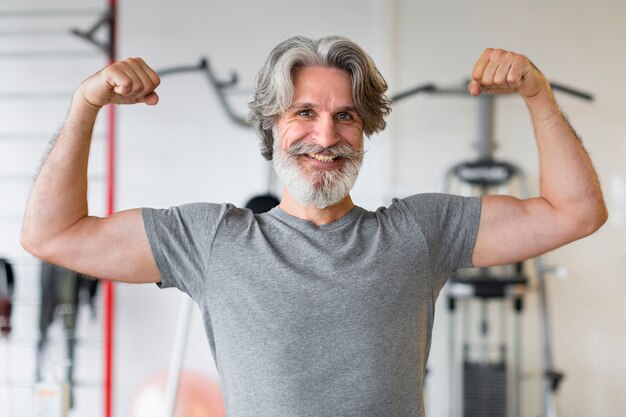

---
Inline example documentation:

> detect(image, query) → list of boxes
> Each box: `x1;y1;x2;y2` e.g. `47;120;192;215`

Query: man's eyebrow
288;102;318;111
287;103;358;113
335;105;358;113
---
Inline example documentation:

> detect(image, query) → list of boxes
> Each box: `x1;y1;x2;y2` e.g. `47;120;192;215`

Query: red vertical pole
105;1;117;417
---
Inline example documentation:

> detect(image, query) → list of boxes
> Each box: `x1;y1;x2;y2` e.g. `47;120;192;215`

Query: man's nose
312;115;340;149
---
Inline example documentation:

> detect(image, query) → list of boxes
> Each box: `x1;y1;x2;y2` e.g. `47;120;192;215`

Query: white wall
1;1;624;416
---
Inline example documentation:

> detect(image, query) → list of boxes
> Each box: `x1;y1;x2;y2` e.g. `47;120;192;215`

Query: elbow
19;226;53;261
20;227;40;258
572;200;609;239
591;203;609;233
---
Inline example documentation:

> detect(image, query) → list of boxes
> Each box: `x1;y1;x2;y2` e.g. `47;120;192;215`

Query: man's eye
336;112;352;121
298;110;313;117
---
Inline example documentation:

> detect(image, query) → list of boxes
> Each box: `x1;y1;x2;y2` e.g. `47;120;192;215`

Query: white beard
272;137;364;209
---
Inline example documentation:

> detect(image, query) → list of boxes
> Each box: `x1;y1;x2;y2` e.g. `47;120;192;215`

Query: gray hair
248;35;392;160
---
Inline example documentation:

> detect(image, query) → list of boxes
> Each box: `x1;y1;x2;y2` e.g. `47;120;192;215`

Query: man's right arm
20;58;162;283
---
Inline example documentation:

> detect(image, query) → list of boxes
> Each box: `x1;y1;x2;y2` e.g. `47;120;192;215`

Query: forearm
21;93;101;257
525;88;608;232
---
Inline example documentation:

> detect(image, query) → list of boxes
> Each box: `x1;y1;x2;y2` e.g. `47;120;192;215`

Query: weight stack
463;361;507;417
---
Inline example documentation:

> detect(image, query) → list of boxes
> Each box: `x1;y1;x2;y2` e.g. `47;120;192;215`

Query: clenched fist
468;48;549;99
77;57;161;108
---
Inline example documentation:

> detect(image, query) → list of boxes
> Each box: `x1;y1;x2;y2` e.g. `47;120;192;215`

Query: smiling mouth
306;153;339;163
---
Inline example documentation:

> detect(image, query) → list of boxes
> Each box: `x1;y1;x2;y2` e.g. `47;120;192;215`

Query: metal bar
391;81;593;103
550;82;593;101
430;87;469;95
514;299;523;417
389;84;436;102
476;94;496;160
71;9;112;55
158;63;203;77
479;300;488;364
499;301;506;363
534;255;559;417
460;297;469;415
156;63;252;95
196;58;250;127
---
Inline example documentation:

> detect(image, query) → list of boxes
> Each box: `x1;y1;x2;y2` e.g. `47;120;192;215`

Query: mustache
285;141;365;159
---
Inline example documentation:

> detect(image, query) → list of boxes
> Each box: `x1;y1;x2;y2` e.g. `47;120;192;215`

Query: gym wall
0;0;624;416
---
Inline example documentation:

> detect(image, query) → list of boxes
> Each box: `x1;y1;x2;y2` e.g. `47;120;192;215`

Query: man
21;36;607;416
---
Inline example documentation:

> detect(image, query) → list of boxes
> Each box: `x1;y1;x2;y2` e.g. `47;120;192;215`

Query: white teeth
307;153;336;163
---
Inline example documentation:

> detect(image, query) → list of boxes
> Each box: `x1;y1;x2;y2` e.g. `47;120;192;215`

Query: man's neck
278;190;355;226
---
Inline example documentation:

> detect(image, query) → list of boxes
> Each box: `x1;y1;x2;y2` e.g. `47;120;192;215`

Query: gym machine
391;81;592;417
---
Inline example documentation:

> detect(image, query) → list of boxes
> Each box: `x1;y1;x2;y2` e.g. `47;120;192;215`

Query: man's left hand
468;48;548;99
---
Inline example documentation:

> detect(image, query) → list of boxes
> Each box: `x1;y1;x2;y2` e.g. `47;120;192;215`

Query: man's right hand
77;57;161;109
21;57;163;284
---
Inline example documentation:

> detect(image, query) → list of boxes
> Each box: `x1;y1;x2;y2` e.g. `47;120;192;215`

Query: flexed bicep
21;58;163;283
472;195;595;268
31;209;161;284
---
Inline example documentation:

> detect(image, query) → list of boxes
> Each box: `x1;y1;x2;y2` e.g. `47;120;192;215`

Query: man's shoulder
374;193;480;225
142;202;242;233
383;192;460;212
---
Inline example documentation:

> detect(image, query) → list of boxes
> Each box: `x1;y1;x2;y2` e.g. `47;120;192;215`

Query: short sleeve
393;193;481;290
142;202;230;298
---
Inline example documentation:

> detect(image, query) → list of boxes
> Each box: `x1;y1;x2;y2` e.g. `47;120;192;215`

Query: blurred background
0;0;624;416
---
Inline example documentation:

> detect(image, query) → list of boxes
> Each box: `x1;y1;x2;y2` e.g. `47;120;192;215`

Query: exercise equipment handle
391;81;594;102
389;84;436;103
157;58;251;128
549;82;593;101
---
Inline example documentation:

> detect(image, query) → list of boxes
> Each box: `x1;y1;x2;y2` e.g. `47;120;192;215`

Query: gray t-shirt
142;193;481;417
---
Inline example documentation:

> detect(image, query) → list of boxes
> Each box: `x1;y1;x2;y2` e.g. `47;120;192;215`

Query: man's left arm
468;48;608;267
